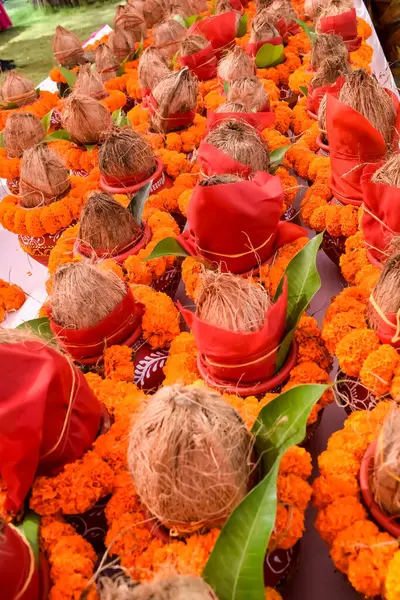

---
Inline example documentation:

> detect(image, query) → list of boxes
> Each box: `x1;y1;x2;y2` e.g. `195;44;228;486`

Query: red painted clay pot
151;264;182;299
131;336;169;394
6;177;20;195
18;224;74;266
335;369;378;414
321;230;346;267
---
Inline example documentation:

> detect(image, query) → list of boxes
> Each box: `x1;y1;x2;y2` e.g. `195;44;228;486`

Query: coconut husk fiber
215;0;235;14
304;0;323;19
138;46;170;92
372;153;400;187
95;45;120;82
215;101;248;113
51;261;127;330
74;64;107;101
316;0;354;31
97;575;218;600
99;128;157;182
338;70;397;147
1;72;37;107
150;67;198;133
128;384;253;535
318;94;327;142
62;93;112;145
108;27;135;64
142;0;167;28
52;25;85;68
79;191;141;254
205;119;270;172
19;145;70;209
372;407;400;515
3;113;45;159
200;174;243;186
190;0;208;12
115;4;147;43
250;9;280;43
267;0;298;22
169;0;194;17
310;55;351;89
180;34;209;57
153;19;187;59
217;46;257;84
228;77;270;112
310;33;349;71
368;252;400;330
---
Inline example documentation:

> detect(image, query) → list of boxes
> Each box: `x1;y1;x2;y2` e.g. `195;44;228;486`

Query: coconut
150;67;198;133
19;145;70;209
74;64;107;100
372;153;400;187
108;27;135;64
128;384;253;535
316;0;354;32
98;575;218;600
217;46;257;84
142;0;167;28
268;0;298;22
310;33;349;71
372;407;400;516
310;55;351;89
138;46;170;92
115;4;147;43
95;45;120;82
215;101;248;113
52;25;85;68
180;34;209;57
3;113;45;159
215;0;235;13
99;128;157;183
317;94;327;142
338;70;397;147
304;0;322;18
228;77;270;112
51;261;127;330
1;72;36;107
200;174;243;186
169;0;194;17
205;119;270;172
153;19;187;59
250;9;280;43
190;0;208;12
62;93;113;145
79;191;141;254
368;252;400;331
255;0;274;9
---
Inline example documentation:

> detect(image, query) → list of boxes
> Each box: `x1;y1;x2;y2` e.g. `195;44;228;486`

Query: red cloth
100;158;172;196
0;341;102;511
245;37;283;58
179;278;288;383
275;17;300;39
179;43;217;80
189;12;238;58
306;76;346;117
78;224;152;264
207;109;275;132
50;288;144;361
368;297;400;350
1;522;40;599
147;94;195;131
197;142;253;178
0;4;11;31
319;8;362;51
228;0;243;11
179;172;306;273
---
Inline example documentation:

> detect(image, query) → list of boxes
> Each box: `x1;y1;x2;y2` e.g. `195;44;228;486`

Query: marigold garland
0;278;25;322
0;91;59;131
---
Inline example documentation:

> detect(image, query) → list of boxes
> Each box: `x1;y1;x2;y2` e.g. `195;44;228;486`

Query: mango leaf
173;13;187;28
203;384;329;600
255;43;284;68
237;13;248;37
299;85;309;97
57;66;77;88
0;100;19;110
17;512;40;564
117;55;130;76
41;109;54;133
84;144;96;153
0;132;4;148
144;237;190;261
128;180;152;225
274;233;323;372
269;145;291;172
16;317;54;341
134;37;144;60
295;18;316;42
112;108;130;127
223;81;229;96
42;129;71;143
185;14;202;27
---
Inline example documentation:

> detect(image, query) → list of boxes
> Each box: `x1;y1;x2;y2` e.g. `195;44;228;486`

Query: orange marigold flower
385;550;400;600
354;264;380;292
315;496;367;545
330;519;381;573
312;473;359;509
322;309;367;354
318;449;360;478
269;504;305;550
296;337;332;372
0;280;26;312
360;344;400;397
279;446;312;480
327;427;375;461
169;331;197;356
182;256;202;300
277;474;312;510
104;345;134;382
163;352;200;386
336;328;381;377
131;285;180;348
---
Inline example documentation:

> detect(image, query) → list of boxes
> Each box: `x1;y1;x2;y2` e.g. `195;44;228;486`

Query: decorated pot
151;264;182;300
280;85;298;109
65;494;111;555
18;225;73;266
316;133;329;156
321;230;346;267
6;177;20;195
132;336;169;393
335;369;378;414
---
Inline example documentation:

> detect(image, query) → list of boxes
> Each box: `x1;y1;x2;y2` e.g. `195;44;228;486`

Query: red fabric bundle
189;12;238;58
207;109;275;132
0;340;102;511
228;0;243;11
100;158;172;196
245;37;283;58
1;522;40;599
179;278;288;383
275;17;300;39
306;76;346;118
148;94;195;131
197;142;253;178
78;224;152;265
368;295;400;350
179;171;306;273
50;288;144;362
318;8;362;51
179;43;217;80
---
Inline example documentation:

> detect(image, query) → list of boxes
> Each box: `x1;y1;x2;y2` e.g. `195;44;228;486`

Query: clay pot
316;133;329;156
100;158;172;197
18;224;74;266
321;230;346;267
335;369;378;414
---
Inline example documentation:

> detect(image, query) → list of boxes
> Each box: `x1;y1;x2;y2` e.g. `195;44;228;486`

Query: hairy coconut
372;407;400;515
138;46;170;91
215;0;235;13
52;25;85;68
108;27;135;63
215;101;248;113
62;93;112;145
19;145;70;209
128;384;253;535
318;94;327;142
180;34;209;56
51;261;127;330
190;0;208;11
99;128;157;182
200;174;243;186
305;0;323;18
310;33;348;71
250;9;280;43
142;0;167;28
153;19;187;59
150;67;198;133
205;119;270;172
310;55;351;89
268;0;298;22
228;77;270;112
115;4;147;43
315;0;354;32
217;46;256;84
255;0;274;9
79;191;141;254
169;0;194;17
1;72;36;107
97;575;218;600
372;153;400;187
339;70;397;147
74;63;107;100
368;252;400;330
95;45;120;82
3;113;45;159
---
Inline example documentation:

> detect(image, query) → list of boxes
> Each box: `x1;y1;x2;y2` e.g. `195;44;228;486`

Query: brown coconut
228;77;270;112
52;25;85;68
339;70;397;148
142;0;167;28
315;0;354;32
1;72;36;107
74;64;107;101
128;384;253;535
99;128;157;183
310;33;349;71
180;34;209;57
368;251;400;330
153;19;187;59
200;174;242;186
267;0;298;22
108;27;135;64
62;93;112;145
115;4;147;43
304;0;323;18
215;101;248;113
372;407;400;516
79;191;141;254
250;9;280;43
217;46;257;84
19;145;70;209
317;94;327;142
3;113;45;159
215;0;235;13
95;45;120;82
150;67;198;133
98;575;218;600
205;119;270;172
138;46;170;92
51;261;127;330
190;0;208;12
169;0;194;17
372;153;400;187
310;55;351;89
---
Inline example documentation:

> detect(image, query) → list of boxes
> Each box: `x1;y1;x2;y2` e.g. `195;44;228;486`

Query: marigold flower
312;473;359;510
279;446;312;480
269;504;305;550
104;345;134;382
131;285;180;348
315;496;367;545
318;449;360;478
385;550;400;600
336;328;381;377
322;309;367;354
360;344;400;397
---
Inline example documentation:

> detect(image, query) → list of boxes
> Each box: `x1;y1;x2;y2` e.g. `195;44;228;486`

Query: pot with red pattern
151;264;182;300
18;224;75;266
131;336;169;394
6;177;20;195
334;369;378;415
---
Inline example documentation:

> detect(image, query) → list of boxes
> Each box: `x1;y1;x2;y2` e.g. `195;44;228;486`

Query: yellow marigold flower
315;496;367;545
336;328;380;377
360;344;400;397
385;550;400;600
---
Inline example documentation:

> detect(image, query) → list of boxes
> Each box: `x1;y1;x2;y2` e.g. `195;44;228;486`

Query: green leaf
223;81;229;96
134;37;144;60
17;512;40;564
237;13;248;37
117;55;129;76
112;108;130;127
255;43;285;68
128;180;152;225
173;13;187;28
185;14;202;27
84;144;96;153
144;237;190;261
269;145;291;172
299;85;309;97
203;384;328;600
295;18;316;42
0;100;20;110
170;52;179;69
42;130;71;143
41;109;54;133
57;66;77;88
274;233;323;372
0;132;4;148
16;317;54;341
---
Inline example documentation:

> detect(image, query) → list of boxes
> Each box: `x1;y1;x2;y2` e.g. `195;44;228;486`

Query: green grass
0;0;120;83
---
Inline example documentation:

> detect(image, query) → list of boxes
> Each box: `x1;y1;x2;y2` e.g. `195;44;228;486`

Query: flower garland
0;91;59;131
0;148;20;180
0;279;25;322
